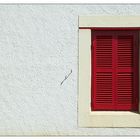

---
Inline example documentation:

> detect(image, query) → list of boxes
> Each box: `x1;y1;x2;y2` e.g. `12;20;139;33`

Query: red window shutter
91;30;139;111
116;34;139;110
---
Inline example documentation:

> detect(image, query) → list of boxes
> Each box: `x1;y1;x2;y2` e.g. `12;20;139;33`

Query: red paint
91;30;139;111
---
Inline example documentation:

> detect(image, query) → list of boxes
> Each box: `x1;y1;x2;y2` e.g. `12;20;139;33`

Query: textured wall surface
0;4;140;136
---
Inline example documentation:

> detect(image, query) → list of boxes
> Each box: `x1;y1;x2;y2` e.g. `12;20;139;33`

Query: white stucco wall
0;4;140;136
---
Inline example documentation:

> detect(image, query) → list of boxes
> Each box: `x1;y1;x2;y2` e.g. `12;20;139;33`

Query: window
78;16;140;127
91;30;139;111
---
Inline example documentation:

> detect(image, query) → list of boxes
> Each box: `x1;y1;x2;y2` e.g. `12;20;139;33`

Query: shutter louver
118;36;133;68
96;72;112;104
117;73;133;109
96;36;112;68
91;31;139;111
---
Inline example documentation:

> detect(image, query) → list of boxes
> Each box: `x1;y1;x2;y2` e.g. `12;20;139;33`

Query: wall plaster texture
0;4;140;136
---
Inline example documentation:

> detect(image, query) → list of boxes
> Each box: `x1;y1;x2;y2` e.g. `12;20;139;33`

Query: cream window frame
78;16;140;127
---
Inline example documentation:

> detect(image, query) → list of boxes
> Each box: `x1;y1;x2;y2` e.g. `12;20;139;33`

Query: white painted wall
0;4;140;136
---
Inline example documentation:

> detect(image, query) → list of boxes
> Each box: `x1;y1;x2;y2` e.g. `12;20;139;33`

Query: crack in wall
60;69;72;85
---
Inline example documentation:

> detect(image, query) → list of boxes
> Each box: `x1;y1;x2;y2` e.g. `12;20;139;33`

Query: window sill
79;111;140;128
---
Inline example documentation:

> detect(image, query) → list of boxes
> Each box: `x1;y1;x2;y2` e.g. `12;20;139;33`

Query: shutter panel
92;32;114;110
116;34;139;110
91;30;139;111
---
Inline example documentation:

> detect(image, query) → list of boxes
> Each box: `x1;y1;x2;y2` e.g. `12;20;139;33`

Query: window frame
78;16;140;127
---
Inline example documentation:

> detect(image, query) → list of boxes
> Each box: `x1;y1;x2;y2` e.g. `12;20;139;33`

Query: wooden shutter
116;33;139;110
91;30;139;111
